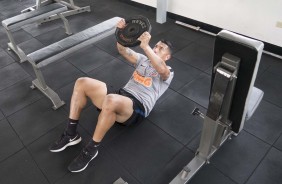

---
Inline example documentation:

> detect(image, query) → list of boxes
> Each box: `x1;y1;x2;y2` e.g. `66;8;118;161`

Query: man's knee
75;77;90;87
102;94;119;111
75;77;106;89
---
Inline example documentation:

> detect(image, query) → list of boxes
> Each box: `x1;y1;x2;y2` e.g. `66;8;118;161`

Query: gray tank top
123;53;174;117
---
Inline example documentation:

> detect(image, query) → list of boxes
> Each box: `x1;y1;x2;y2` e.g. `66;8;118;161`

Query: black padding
27;17;121;66
211;37;258;133
2;3;66;28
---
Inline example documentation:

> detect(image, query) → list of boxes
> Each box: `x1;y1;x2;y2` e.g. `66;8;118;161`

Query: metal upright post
157;0;168;24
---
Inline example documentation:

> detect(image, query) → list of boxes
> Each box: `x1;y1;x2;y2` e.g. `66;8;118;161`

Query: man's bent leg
49;77;107;152
69;77;107;119
93;94;134;142
68;94;134;172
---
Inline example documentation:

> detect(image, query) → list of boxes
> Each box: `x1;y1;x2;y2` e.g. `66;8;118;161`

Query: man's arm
116;18;139;66
117;42;138;66
138;32;170;81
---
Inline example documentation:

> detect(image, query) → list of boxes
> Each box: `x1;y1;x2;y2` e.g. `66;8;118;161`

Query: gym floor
1;0;282;183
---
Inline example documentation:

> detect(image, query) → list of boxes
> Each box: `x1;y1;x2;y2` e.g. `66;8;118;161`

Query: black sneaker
68;148;98;172
49;132;82;152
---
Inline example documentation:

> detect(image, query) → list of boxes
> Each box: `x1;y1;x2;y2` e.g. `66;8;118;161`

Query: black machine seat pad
212;30;264;133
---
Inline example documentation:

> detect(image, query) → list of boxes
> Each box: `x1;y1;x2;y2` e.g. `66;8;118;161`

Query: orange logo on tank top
133;71;152;87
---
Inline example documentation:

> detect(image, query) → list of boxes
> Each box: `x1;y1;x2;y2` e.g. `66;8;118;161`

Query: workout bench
170;30;264;184
27;17;121;109
1;2;71;63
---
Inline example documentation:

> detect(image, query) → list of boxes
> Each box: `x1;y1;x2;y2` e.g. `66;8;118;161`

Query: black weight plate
116;15;152;47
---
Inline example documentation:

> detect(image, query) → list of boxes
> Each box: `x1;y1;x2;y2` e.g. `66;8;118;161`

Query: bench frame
27;17;121;109
22;0;91;24
31;65;66;110
2;3;71;63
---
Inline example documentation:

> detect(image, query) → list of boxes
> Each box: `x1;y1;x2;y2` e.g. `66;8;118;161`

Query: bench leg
31;65;65;110
37;6;91;25
5;29;27;63
57;0;91;12
57;13;72;35
66;0;76;9
21;0;53;13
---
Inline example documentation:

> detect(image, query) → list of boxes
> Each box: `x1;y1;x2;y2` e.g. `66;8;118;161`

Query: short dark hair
160;39;173;54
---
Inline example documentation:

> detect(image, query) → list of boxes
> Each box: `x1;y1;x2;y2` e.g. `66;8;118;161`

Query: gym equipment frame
170;30;264;184
27;17;121;109
22;0;91;25
1;3;69;62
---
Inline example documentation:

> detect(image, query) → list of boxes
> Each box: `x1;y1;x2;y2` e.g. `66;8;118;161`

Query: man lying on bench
48;18;174;172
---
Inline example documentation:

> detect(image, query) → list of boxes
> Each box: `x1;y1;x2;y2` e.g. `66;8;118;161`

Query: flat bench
27;17;121;109
1;3;71;63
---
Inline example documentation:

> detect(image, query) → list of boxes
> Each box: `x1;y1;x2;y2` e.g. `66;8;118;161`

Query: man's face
153;41;171;61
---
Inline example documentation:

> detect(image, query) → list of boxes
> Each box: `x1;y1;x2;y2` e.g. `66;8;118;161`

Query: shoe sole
69;151;98;173
50;137;82;152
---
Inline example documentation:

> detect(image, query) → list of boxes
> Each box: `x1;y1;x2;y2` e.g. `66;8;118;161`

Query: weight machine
170;30;264;184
